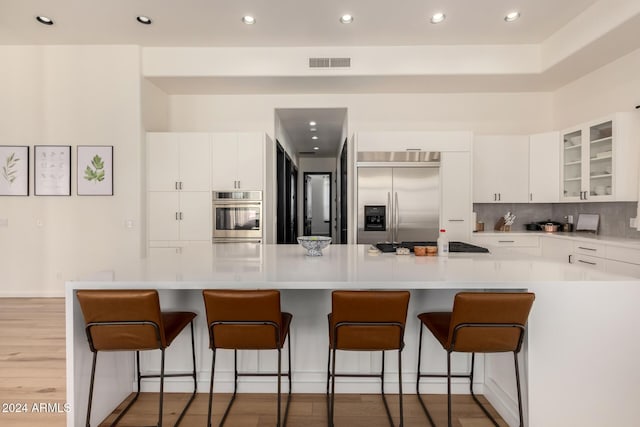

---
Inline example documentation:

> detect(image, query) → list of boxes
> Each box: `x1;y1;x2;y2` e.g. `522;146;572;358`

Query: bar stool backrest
330;290;410;350
76;289;166;351
447;292;535;353
203;289;283;350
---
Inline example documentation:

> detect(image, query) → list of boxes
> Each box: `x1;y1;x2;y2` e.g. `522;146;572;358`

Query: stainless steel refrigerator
357;167;439;244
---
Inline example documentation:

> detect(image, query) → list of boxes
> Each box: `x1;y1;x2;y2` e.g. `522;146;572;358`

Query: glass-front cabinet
561;114;637;202
562;129;583;200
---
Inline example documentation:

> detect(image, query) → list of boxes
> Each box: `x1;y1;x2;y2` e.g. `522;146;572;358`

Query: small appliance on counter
575;214;599;234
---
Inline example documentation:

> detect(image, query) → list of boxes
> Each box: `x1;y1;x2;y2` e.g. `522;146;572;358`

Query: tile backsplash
473;202;640;239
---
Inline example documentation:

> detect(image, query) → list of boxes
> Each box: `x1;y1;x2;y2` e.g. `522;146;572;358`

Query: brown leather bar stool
416;292;535;427
327;290;410;427
202;289;292;427
76;289;197;427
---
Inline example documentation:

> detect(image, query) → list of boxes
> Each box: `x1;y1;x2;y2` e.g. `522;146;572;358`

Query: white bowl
297;236;332;256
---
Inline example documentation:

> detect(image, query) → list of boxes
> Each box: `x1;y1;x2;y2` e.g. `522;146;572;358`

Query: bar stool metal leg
514;351;524;427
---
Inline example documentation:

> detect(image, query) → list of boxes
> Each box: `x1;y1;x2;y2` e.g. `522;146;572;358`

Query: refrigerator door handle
387;192;392;243
394;192;399;243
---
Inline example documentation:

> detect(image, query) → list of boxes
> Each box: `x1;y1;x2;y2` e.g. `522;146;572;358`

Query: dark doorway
276;141;298;244
303;172;332;237
339;138;348;244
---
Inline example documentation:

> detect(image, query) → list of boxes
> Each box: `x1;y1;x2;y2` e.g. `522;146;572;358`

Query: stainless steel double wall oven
212;191;262;243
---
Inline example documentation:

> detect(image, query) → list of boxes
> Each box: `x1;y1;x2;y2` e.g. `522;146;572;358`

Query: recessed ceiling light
36;16;54;26
136;16;152;25
312;136;319;140
310;128;317;132
309;121;317;126
505;11;520;22
313;146;320;151
242;15;256;25
430;12;446;24
340;14;354;24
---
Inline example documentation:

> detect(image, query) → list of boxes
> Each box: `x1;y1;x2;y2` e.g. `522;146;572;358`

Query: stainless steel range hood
357;151;441;167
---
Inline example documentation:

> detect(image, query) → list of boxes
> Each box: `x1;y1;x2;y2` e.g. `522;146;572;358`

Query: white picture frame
77;145;113;196
34;145;71;196
0;145;29;196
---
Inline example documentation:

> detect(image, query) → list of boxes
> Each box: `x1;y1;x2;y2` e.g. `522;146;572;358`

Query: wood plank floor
0;298;507;427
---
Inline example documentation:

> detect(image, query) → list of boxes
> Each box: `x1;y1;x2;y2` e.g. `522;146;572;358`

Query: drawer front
473;235;540;247
606;260;640;278
606;245;640;265
571;254;605;270
573;241;606;257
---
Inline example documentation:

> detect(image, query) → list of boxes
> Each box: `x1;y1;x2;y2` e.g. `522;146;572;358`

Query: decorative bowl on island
297;236;332;256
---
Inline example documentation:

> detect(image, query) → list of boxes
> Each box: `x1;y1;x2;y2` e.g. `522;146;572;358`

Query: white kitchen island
66;244;640;427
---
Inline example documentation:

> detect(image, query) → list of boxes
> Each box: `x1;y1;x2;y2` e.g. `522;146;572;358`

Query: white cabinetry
471;234;541;256
211;132;264;191
529;132;560;203
541;237;573;263
147;133;211;191
560;113;638;202
147;133;212;245
440;152;471;241
473;135;529;203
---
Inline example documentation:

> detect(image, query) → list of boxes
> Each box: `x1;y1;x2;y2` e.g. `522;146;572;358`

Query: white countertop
67;243;637;290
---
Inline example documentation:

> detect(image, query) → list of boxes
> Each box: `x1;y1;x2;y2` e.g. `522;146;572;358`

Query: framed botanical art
77;145;113;196
34;145;71;196
0;146;29;196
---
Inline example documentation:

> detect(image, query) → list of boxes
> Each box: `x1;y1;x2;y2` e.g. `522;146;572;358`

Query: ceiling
0;0;600;46
2;0;637;159
276;108;347;158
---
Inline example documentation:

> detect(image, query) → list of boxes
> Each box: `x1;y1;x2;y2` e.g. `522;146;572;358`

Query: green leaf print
2;152;20;184
84;154;105;183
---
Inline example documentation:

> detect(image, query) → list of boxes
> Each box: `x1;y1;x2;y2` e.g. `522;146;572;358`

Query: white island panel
66;244;640;427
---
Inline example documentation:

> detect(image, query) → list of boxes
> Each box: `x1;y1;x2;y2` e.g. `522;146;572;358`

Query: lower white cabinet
606;259;640;278
471;234;541;256
148;191;211;243
570;253;605;271
541;237;573;263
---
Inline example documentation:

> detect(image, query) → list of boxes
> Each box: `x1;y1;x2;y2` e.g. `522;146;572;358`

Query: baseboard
138;371;485;395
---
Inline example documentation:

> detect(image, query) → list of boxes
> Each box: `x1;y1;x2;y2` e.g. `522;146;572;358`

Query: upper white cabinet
440;152;472;241
355;131;473;153
560;113;638;202
529;132;560;203
147;133;211;191
473;135;529;203
211;132;264;190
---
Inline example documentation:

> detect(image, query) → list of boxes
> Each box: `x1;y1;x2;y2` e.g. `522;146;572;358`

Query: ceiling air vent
308;57;351;68
299;151;317;155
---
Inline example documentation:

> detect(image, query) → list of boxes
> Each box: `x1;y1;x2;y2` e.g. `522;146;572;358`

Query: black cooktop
375;241;490;253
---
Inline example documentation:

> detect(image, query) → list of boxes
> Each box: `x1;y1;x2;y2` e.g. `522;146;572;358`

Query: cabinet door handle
577;246;597;251
238;180;240;188
530;193;533;202
498;240;515;243
175;181;179;190
578;259;597;266
493;193;497;201
448;219;464;222
179;212;184;220
498;193;501;201
568;254;573;263
179;181;183;190
175;212;179;220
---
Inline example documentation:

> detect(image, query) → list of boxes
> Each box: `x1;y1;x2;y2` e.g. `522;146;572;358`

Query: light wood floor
0;298;507;427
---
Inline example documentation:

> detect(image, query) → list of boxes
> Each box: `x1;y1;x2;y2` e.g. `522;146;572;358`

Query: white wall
169;92;554;135
142;79;170;132
0;45;143;296
553;47;640;128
